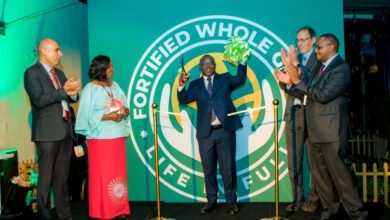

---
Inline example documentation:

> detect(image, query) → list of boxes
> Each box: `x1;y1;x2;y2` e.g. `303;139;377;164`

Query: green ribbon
224;36;251;64
30;167;38;186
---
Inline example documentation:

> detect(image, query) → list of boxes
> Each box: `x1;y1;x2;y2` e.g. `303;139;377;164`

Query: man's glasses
200;61;215;66
295;37;311;43
316;44;332;50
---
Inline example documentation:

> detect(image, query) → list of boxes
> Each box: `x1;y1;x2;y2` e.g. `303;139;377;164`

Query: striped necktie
50;68;61;89
50;68;70;121
207;77;216;122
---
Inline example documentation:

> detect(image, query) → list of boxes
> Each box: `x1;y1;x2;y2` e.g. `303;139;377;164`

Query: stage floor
69;201;390;220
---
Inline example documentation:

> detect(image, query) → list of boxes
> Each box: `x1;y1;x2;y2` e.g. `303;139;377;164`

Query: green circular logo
128;15;288;202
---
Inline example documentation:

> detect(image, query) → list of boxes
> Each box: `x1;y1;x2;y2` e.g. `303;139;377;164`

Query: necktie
312;64;325;86
50;68;61;89
317;64;325;77
50;68;70;121
207;77;217;122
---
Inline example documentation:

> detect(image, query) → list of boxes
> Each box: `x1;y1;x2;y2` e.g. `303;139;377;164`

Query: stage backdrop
88;0;344;202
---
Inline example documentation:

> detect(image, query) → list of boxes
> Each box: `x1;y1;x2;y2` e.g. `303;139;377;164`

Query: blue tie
302;56;306;65
207;77;217;122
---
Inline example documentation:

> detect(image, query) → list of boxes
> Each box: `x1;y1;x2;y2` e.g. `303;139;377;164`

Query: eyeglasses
295;37;311;43
200;61;215;66
316;44;332;50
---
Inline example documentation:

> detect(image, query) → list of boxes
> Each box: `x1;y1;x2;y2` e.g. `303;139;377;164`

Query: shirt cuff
178;85;184;92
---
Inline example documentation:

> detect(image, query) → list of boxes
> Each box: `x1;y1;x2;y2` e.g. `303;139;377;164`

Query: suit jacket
178;64;247;139
296;54;350;143
24;61;78;142
283;52;318;122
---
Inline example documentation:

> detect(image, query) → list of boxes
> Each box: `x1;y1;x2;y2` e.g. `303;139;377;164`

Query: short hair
319;33;339;52
199;54;215;64
297;26;316;38
88;55;111;81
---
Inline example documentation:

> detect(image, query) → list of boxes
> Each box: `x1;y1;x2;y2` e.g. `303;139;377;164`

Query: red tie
50;68;69;121
50;68;61;89
317;64;325;78
65;110;70;121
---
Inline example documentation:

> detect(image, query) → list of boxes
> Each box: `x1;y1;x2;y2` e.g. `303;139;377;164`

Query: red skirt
87;138;130;219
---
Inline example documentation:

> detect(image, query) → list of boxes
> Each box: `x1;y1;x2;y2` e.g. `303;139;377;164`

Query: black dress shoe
226;203;238;215
114;214;127;219
320;210;332;220
200;202;217;214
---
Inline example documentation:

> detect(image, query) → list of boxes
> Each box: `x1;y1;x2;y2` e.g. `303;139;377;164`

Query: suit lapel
316;55;341;82
298;54;303;64
306;53;317;72
310;55;342;87
309;63;321;87
199;77;210;98
212;73;222;96
36;62;57;90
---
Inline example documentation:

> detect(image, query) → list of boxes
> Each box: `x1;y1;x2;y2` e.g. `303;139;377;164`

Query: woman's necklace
99;81;114;99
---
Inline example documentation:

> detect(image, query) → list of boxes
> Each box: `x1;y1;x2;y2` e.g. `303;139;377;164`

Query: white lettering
150;50;162;67
133;93;147;108
163;164;177;175
272;52;283;68
247;31;258;47
270;159;285;169
175;31;190;47
158;45;169;58
233;25;249;40
133;108;146;119
140;65;155;78
177;173;190;187
195;22;216;38
163;37;178;54
218;22;233;37
242;175;253;190
135;79;151;93
255;166;271;181
146;61;158;71
257;37;274;54
159;157;166;165
146;146;154;158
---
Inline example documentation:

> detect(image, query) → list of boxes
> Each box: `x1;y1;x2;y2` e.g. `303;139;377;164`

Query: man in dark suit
177;54;247;215
278;26;319;213
24;38;80;220
276;34;367;220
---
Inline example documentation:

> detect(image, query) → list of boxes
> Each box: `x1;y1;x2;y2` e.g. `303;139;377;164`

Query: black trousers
197;127;237;204
309;140;366;219
36;122;73;220
286;105;318;204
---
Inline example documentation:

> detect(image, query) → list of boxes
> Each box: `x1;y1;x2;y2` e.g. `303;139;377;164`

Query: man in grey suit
178;54;247;215
278;26;319;213
276;34;367;220
24;38;80;220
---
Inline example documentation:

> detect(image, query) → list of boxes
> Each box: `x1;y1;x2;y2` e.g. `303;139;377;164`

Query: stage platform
1;201;389;219
70;201;388;220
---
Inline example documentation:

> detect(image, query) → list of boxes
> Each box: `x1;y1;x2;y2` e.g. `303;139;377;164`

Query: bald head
38;38;63;67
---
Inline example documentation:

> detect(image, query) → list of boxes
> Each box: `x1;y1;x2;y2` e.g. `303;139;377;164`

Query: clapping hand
280;47;301;84
273;68;292;85
64;77;81;96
